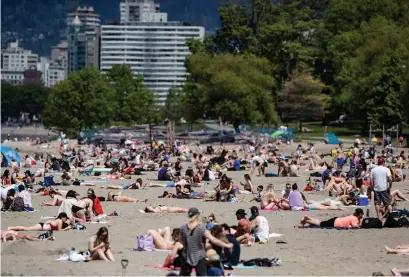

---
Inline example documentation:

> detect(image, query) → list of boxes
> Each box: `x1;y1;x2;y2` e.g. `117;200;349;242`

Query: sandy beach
1;141;408;276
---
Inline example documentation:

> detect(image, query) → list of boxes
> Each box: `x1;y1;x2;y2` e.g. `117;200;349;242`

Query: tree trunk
298;120;303;132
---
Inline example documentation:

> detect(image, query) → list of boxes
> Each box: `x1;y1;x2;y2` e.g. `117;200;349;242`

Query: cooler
359;195;369;206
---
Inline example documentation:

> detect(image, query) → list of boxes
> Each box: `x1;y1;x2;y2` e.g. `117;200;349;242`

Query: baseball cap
235;209;247;216
188;207;200;218
250;206;259;215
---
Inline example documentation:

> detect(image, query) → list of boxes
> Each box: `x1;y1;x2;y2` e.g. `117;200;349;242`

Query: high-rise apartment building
1;41;38;84
67;6;100;30
51;40;68;71
37;57;67;88
101;0;204;104
67;7;100;74
120;0;166;23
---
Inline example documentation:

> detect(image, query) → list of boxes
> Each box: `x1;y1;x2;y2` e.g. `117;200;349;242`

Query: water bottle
76;223;80;231
366;209;370;218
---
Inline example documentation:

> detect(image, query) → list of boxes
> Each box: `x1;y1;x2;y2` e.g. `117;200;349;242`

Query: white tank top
254;216;269;243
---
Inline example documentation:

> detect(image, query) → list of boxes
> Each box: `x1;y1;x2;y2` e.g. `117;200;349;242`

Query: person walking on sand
371;158;392;218
172;207;233;276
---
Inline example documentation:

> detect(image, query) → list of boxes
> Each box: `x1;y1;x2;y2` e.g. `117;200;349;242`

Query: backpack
136;234;155;251
10;196;25;212
383;215;399;228
397;217;409;228
361;217;383;229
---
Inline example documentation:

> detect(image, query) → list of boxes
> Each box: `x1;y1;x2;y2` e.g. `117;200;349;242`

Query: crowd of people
1;136;408;276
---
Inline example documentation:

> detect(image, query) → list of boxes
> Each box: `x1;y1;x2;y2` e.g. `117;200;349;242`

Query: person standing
370;158;392;218
175;208;233;276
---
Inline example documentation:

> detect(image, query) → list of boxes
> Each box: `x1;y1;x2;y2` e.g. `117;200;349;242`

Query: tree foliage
186;52;279;126
1;83;50;120
42;67;113;136
105;64;157;125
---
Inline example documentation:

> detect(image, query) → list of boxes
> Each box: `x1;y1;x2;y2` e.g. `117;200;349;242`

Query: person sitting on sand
1;230;55;242
89;227;115;262
58;190;78;219
147;227;180;250
288;183;305;211
1;170;11;185
300;208;364;228
87;188;104;216
240;174;255;194
232;209;252;244
107;191;146;203
260;184;281;210
384;245;409;255
8;212;71;232
143;206;188;213
41;190;65;206
289;160;300;177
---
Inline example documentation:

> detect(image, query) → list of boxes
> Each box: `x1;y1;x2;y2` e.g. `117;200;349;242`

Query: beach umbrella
270;130;284;138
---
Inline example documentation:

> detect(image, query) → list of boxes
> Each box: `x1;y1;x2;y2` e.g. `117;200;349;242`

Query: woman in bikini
7;212;71;231
260;184;283;210
41;190;66;206
144;206;188;213
148;227;180;250
89;227;115;262
107;191;146;203
1;230;55;242
71;197;94;222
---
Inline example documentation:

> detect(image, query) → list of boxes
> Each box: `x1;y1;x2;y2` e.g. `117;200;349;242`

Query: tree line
168;0;409;130
2;0;408;135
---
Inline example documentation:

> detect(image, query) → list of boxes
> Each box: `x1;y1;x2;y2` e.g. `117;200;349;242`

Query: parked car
199;133;236;144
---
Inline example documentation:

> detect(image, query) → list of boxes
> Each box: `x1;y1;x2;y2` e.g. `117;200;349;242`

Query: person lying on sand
88;227;115;262
300;208;364;228
147;227;180;250
144;206;188;213
107;191;146;203
100;178;144;190
384;245;409;255
8;212;71;232
391;268;409;276
41;190;65;206
1;230;55;242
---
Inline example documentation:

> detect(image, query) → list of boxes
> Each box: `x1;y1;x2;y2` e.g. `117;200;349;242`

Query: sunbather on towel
1;230;55;242
107;191;146;203
144;206;188;213
300;208;364;228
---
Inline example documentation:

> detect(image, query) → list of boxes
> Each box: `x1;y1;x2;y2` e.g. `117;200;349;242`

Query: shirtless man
289;160;300;177
278;158;289;177
251;156;266;176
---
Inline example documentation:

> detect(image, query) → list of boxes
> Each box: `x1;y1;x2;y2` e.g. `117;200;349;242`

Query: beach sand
1;141;408;276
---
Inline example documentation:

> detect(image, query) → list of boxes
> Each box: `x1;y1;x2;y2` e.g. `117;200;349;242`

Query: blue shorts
121;184;130;189
166;182;175;187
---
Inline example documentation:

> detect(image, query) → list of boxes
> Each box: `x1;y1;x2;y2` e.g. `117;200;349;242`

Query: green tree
187;52;279;126
1;83;50;120
42;67;113;136
105;64;157;125
277;73;330;128
162;87;185;122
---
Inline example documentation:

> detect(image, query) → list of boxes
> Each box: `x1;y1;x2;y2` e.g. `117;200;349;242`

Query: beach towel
232;264;257;269
297;225;361;230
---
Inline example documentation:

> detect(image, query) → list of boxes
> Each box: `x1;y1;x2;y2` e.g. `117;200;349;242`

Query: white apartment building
67;6;100;30
1;41;38;84
120;0;163;23
37;57;67;87
100;22;205;103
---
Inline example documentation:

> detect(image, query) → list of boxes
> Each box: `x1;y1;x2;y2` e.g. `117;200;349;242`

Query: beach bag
397;217;409;228
136;234;155;251
10;196;25;212
383;215;399;228
361;217;383;229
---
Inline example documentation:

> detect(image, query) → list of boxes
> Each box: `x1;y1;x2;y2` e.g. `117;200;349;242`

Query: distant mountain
1;0;221;56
